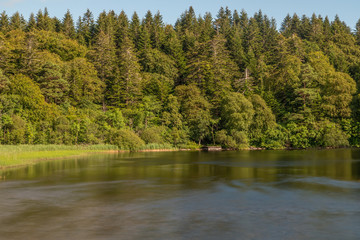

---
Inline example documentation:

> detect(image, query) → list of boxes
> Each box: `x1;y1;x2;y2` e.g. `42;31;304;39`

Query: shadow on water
1;149;360;240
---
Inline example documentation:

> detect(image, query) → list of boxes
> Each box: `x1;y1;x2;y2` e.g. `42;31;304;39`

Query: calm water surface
1;149;360;240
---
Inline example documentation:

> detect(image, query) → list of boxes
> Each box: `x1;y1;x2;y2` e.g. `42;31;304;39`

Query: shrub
107;129;145;151
139;126;167;144
319;121;349;147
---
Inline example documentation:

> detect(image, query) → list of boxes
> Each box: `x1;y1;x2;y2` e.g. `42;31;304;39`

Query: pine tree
151;11;165;49
115;11;129;47
197;12;215;43
77;9;95;46
26;13;36;32
0;11;9;33
53;17;62;32
215;7;232;37
356;19;360;45
36;8;54;31
228;22;246;70
163;25;186;84
96;11;115;37
62;10;76;38
175;6;198;52
244;17;262;56
138;24;152;51
310;14;323;42
115;35;143;107
299;15;311;39
129;12;141;49
9;12;26;31
90;30;118;107
208;34;239;100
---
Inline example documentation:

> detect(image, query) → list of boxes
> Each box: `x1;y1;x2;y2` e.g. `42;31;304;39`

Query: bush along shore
1;7;360;152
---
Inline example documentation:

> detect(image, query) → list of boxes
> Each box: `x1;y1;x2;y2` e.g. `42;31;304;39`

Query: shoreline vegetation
0;144;200;169
1;7;360;156
0;145;118;169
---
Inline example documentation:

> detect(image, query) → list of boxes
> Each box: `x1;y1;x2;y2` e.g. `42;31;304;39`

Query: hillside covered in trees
1;7;360;149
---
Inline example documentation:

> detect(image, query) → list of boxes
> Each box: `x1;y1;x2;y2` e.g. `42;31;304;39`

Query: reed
138;143;177;151
0;145;119;167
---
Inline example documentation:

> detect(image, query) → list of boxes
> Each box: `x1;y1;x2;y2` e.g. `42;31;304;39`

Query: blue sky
1;0;359;30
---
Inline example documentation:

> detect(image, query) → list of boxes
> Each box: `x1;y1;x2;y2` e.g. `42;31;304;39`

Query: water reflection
1;149;360;240
2;149;360;182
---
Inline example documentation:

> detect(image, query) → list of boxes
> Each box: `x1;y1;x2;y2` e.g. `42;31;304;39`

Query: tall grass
0;144;119;152
0;145;119;168
138;143;177;151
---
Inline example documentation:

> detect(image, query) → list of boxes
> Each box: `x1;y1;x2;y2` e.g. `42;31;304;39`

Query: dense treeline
1;7;360;149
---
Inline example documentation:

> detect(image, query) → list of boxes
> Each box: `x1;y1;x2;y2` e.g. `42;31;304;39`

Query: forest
1;7;360;150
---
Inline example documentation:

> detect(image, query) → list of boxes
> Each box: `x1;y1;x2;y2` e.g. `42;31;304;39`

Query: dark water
1;149;360;240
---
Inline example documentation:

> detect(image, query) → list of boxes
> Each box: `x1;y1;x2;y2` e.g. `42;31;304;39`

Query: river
0;149;359;239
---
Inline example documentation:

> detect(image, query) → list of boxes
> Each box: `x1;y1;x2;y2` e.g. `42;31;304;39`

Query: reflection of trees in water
3;150;360;184
351;161;360;180
351;150;360;180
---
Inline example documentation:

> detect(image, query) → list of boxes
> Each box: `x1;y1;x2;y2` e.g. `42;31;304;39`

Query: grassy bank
0;143;202;169
0;145;119;168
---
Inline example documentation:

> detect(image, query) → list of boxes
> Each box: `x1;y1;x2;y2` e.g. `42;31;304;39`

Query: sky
0;0;360;30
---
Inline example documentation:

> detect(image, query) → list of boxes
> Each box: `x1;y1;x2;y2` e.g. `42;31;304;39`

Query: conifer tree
9;12;26;31
356;19;360;45
26;13;36;32
115;11;129;47
129;12;141;49
0;11;9;33
113;35;142;107
151;11;165;49
77;9;95;46
163;25;186;83
197;12;215;43
90;30;118;107
310;14;323;42
62;10;76;38
175;7;198;52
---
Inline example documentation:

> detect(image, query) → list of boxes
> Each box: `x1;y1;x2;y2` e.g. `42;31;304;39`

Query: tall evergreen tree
115;35;143;107
151;11;165;49
9;12;26;31
129;12;141;49
0;11;9;33
62;10;76;38
77;9;95;46
115;11;129;47
89;30;118;108
26;13;36;32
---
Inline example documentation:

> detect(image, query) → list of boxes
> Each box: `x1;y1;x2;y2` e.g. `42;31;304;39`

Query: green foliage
286;122;315;149
107;129;145;151
221;92;254;133
64;57;104;105
140;48;178;80
0;8;359;149
35;30;87;61
139;126;168;144
318;121;349;147
175;84;211;144
215;130;237;149
249;94;277;146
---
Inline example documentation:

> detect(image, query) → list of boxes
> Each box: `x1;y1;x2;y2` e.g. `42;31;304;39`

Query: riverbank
0;144;203;169
0;144;353;170
0;145;120;169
